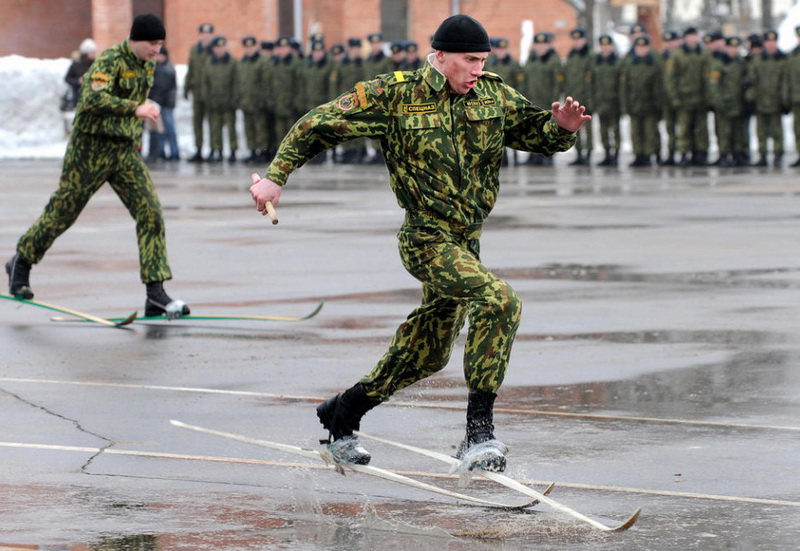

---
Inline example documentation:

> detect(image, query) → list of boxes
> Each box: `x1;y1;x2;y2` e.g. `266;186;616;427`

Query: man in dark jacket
147;46;179;162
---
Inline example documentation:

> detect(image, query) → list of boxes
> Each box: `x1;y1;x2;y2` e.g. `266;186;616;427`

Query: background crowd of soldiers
183;23;422;165
182;21;800;169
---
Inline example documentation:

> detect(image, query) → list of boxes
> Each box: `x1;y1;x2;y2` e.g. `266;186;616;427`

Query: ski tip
612;507;642;532
116;311;138;327
169;419;187;428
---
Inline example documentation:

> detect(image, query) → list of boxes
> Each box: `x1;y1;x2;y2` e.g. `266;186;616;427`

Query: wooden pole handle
251;173;279;225
265;201;278;225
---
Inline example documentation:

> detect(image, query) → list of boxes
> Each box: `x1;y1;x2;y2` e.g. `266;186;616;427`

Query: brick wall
0;0;92;58
1;0;579;63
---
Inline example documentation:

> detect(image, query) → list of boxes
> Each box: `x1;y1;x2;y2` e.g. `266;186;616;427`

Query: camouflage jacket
203;52;239;111
266;60;576;225
747;50;789;114
665;44;708;109
238;52;263;111
184;42;210;100
73;39;154;142
708;53;746;115
523;49;563;107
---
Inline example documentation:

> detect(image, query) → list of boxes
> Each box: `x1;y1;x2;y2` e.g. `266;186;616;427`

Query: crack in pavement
0;386;115;472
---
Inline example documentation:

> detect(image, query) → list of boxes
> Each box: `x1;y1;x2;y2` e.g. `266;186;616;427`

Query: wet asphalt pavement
1;154;799;550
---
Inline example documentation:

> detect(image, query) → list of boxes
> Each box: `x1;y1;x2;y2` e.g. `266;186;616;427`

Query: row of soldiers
183;23;423;164
183;22;800;169
495;24;800;168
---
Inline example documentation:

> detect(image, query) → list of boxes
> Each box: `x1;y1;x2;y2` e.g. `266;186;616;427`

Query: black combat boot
455;391;507;472
773;153;783;168
5;253;34;299
597;150;612;166
144;281;190;319
568;151;585;166
678;152;692;167
753;154;768;167
188;150;204;163
317;383;381;465
228;150;237;163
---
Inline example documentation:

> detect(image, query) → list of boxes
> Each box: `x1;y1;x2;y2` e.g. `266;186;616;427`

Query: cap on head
431;14;491;52
199;23;214;34
598;34;613;46
79;38;97;54
130;14;165;41
570;28;586;39
631;23;647;34
634;35;650;47
211;36;227;48
764;29;778;42
242;36;257;47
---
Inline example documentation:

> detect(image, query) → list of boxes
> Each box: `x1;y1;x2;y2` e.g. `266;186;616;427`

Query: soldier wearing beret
239;36;267;164
622;35;663;166
250;14;589;470
591;34;622;166
185;23;215;162
660;30;682;165
708;37;748;166
7;14;190;317
522;32;562;165
666;27;710;166
564;28;594;165
747;30;788;166
203;36;239;162
787;26;800;166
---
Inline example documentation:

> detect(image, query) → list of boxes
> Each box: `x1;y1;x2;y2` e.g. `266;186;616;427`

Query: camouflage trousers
192;98;208;150
676;108;709;153
360;212;522;402
208;109;237;152
16;131;172;284
242;108;268;152
755;112;784;155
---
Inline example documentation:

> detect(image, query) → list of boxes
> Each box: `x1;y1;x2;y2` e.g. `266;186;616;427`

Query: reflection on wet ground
3;160;800;550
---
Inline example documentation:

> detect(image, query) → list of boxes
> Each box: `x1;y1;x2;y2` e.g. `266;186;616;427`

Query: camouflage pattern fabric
185;42;211;150
17;132;172;284
16;39;172;284
265;59;576;402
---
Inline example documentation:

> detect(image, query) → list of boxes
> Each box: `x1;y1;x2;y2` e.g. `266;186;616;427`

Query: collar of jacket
681;44;703;54
421;58;483;98
569;45;590;57
122;40;148;68
595;52;618;64
211;52;231;64
632;52;654;64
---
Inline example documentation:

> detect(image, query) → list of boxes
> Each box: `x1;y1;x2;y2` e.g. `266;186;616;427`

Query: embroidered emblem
337;93;357;111
121;70;137;78
90;73;110;91
401;102;436;114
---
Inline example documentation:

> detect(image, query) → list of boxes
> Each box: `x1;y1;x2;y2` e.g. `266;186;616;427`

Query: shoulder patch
90;72;110;91
384;70;417;86
337;92;358;111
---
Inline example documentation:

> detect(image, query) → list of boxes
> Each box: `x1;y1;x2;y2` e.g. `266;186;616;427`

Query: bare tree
763;0;773;28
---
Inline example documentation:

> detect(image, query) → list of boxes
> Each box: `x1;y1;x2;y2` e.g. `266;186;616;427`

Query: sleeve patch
337;93;358;111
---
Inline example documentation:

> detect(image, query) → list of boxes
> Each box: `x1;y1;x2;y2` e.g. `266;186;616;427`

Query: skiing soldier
249;14;589;471
6;14;190;317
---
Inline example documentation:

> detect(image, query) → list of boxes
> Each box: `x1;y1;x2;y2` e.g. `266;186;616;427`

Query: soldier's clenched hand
135;102;161;122
250;173;282;216
551;96;592;132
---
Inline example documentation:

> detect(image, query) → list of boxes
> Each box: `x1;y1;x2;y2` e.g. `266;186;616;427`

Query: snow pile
0;55;72;157
0;55;195;159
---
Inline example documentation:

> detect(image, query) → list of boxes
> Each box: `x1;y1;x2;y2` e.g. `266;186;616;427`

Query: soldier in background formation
180;25;800;169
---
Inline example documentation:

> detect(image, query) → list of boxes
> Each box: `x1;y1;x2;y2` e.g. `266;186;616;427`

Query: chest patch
400;102;436;115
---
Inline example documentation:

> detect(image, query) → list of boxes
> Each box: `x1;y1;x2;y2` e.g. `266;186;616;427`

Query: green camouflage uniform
708;50;747;160
621;49;663;161
665;44;709;158
265;62;576;401
591;51;622;155
661;47;679;162
788;44;800;158
184;42;211;152
271;53;303;143
17;40;171;284
522;48;562;106
747;49;789;157
204;51;239;153
563;44;593;158
329;54;367;160
239;50;267;155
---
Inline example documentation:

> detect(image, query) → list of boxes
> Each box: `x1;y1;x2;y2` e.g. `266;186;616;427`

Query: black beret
570;28;586;39
431;14;491;52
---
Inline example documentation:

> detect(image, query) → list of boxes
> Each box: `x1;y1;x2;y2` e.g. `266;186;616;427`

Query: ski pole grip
250;173;279;225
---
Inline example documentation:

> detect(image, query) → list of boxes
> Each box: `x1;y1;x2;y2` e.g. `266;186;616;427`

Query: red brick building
1;0;580;63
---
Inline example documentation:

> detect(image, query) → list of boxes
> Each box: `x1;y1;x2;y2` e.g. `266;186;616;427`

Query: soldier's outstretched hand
552;96;592;133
